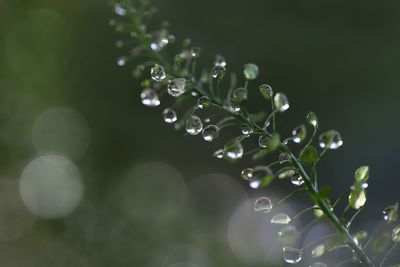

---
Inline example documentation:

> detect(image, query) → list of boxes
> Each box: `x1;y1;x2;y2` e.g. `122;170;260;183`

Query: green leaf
355;166;369;182
348;187;366;209
299;146;318;165
261;173;274;187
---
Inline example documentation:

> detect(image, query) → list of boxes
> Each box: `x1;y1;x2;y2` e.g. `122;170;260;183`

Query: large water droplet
241;168;253;180
225;103;241;114
240;124;253;136
116;56;127;66
282;247;303;264
254;197;273;213
186;115;203;135
278;225;298;247
274;92;289;112
225;142;244;160
243;63;259;80
290;172;304;186
211;65;226;79
150;64;166;82
140;88;160;107
168;78;186;97
319;130;343;150
162;108;177;124
197;96;211;109
114;3;127;16
150;31;169;51
248;166;272;189
307;111;318;128
202;125;219;142
383;203;398;223
292;125;307;144
259;84;273;99
271;213;291;224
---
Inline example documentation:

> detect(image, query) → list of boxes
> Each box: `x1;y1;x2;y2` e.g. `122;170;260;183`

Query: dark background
0;0;399;266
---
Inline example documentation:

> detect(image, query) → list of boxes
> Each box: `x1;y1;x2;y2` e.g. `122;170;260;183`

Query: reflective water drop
282;247;303;264
259;84;273;99
241;168;253;180
197;96;211;109
392;225;400;243
114;3;126;16
213;149;224;159
353;230;368;246
290;172;304;186
309;263;327;267
116;56;127;66
319;130;343;150
190;47;201;58
211;65;226;79
243;63;259;80
279;153;290;164
150;31;169;51
151;64;166;82
254;197;273;213
140;88;160;107
292;125;307;144
258;135;268;148
263;120;271;129
214;55;226;67
271;213;291;224
225;142;244;160
307;111;318;128
311;244;325;258
202;125;219;142
191;91;198;97
383;203;398;223
168;78;186;97
225;103;241;114
278;225;298;247
278;169;296;179
233;87;247;103
240;124;253;136
162;108;177;124
186;115;203;135
204;118;211;123
313;204;324;218
274;92;289;112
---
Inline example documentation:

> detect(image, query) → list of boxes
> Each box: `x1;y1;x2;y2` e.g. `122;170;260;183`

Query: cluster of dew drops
112;3;400;265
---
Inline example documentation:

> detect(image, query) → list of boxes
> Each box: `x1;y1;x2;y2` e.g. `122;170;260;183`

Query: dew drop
274;92;289;112
202;125;219;142
248;166;273;189
197;96;211;109
214;55;226;67
150;64;166;82
258;135;269;148
150;31;169;51
213;149;224;159
240;124;253;136
116;56;127;66
290;173;304;186
211;65;226;79
282;247;303;264
114;3;127;16
243;63;259;80
186;115;203;135
232;87;248;103
271;213;291;224
190;47;201;58
307;111;318;128
167;78;186;97
278;169;296;180
383;203;398;223
319;130;343;150
392;225;400;243
311;244;325;258
162;108;177;124
225;142;244;160
259;84;273;99
279;153;290;164
292;125;307;144
278;225;298;247
254;197;273;213
263;120;271;129
140;88;160;107
240;168;253;180
225;103;241;114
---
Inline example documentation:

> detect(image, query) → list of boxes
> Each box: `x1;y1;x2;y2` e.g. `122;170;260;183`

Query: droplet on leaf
150;64;166;82
186;115;203;135
271;213;291;224
282;247;303;264
167;78;186;97
197;96;211;109
319;130;343;150
140;88;160;107
162;108;177;124
254;197;273;213
202;125;219;142
243;63;259;80
274;92;289;112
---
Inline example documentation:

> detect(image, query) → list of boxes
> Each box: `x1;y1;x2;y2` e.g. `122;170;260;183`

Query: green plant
110;1;399;266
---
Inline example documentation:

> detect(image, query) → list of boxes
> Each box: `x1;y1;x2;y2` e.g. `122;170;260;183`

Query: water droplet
225;103;241;114
254;197;273;213
225;142;244;160
313;204;324;218
211;65;226;79
240;124;253;136
307;111;318;128
263;120;271;129
150;31;169;51
186;115;203;135
279;153;290;164
202;125;219;142
278;225;298;247
167;78;186;97
271;213;291;224
114;3;127;16
214;55;226;67
383;203;399;223
290;172;304;186
392;225;400;243
292;125;307;144
243;63;259;80
353;230;368;246
274;92;289;112
116;56;127;66
197;96;211;109
140;88;160;107
162;108;177;124
259;84;273;99
309;263;327;267
191;91;198;97
150;64;166;82
190;47;201;58
278;169;296;179
248;166;272;189
350;189;367;209
319;130;343;150
213;149;224;159
258;135;269;148
232;87;248;103
311;244;325;258
204;118;211;123
282;247;303;264
241;168;253;180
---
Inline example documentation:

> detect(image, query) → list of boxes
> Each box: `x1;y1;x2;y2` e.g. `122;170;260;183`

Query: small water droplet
392;225;400;243
278;169;296;179
162;108;177;124
319;130;343;150
243;63;259;80
140;88;160;107
271;213;291;224
292;125;307;144
311;244;325;258
225;142;244;160
190;47;201;58
279;153;290;164
186;115;203;135
150;64;166;82
274;92;289;112
213;149;224;159
114;3;127;16
290;172;304;186
278;225;298;247
263;120;271;129
202;125;219;142
241;168;253;180
197;96;211;109
248;166;272;189
259;84;273;99
214;55;226;67
383;203;398;223
258;135;268;148
232;87;248;103
116;56;127;66
254;197;273;213
240;124;253;136
313;204;324;218
150;31;169;51
167;78;186;97
225;103;241;114
282;247;303;264
211;65;226;79
204;118;211;123
307;111;318;128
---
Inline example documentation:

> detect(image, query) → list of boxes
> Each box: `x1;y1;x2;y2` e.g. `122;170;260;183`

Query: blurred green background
1;0;400;266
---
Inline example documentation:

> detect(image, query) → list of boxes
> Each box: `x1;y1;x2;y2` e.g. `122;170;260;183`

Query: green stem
380;243;396;267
